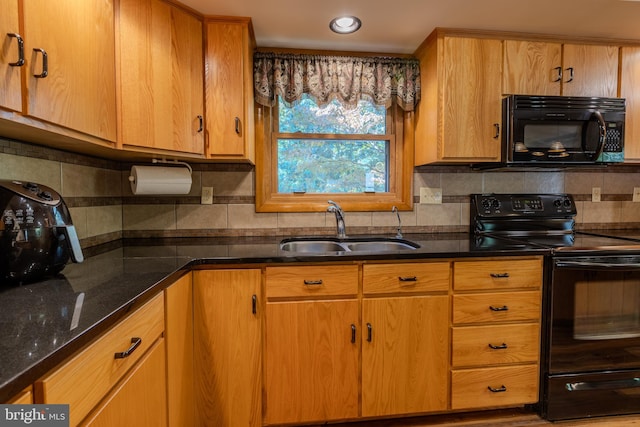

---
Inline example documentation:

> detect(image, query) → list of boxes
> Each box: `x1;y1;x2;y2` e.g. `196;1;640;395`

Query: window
253;52;419;213
255;96;414;213
277;94;389;194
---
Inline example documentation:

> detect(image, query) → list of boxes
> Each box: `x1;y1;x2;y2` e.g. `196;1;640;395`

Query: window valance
253;52;421;111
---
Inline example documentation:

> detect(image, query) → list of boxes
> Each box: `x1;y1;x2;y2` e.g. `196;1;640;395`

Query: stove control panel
471;193;576;218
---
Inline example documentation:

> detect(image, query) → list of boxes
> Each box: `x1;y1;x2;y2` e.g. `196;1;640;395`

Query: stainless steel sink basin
279;240;346;253
280;237;420;254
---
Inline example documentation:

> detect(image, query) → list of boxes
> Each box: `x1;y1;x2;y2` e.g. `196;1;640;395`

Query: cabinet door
621;46;640;161
205;20;254;160
265;299;359;424
82;339;167;427
118;0;204;154
561;44;618;97
22;0;116;141
362;296;449;417
165;274;193;427
442;36;502;161
193;270;261;427
0;0;22;112
503;40;562;96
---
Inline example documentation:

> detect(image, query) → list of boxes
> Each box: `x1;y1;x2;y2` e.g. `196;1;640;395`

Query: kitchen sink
280;237;420;254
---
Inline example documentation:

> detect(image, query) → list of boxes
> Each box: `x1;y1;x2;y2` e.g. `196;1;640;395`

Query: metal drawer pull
398;276;417;282
234;117;241;134
489;305;509;312
114;337;142;359
487;385;507;393
553;66;562;82
351;324;356;343
366;323;373;342
33;48;48;78
490;272;510;278
488;343;508;350
7;33;25;66
493;123;500;139
252;294;257;315
303;279;323;285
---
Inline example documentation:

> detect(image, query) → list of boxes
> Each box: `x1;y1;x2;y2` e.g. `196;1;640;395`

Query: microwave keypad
604;128;623;152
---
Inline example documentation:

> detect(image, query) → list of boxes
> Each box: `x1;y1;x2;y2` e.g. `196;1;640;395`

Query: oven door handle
555;260;640;270
566;377;640;392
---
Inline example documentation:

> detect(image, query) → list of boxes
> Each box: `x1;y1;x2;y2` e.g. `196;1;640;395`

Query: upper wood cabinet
621;46;640;162
0;0;22;112
204;17;256;162
503;40;562;96
503;41;618;97
118;0;205;155
1;0;117;142
414;31;503;164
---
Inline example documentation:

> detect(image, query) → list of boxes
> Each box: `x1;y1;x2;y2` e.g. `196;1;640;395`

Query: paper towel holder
128;160;193;195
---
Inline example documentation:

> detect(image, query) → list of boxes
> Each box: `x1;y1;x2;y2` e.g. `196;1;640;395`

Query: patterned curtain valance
253;52;421;111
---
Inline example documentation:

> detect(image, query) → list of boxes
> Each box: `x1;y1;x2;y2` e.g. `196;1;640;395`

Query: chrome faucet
327;200;347;238
392;206;403;239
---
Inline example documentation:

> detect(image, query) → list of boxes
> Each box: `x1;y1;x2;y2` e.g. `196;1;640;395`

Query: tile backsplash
2;137;640;249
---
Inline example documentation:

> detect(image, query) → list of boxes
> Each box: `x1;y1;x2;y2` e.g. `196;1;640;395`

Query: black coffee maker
0;180;84;283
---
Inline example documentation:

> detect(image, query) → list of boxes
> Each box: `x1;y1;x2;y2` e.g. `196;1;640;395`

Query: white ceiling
179;0;640;54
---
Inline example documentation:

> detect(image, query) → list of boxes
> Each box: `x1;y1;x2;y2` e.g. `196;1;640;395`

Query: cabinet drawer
452;323;540;367
37;293;164;426
266;265;358;298
451;365;539;410
453;291;541;324
363;262;450;294
454;259;542;291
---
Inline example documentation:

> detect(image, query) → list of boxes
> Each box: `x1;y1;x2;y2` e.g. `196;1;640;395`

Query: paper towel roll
129;165;192;195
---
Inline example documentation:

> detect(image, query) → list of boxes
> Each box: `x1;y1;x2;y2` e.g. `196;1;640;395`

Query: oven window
523;123;582;150
550;268;640;373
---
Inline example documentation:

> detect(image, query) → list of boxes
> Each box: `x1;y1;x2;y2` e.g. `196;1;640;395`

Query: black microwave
502;95;625;165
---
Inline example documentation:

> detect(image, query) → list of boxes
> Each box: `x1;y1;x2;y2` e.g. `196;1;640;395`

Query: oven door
543;255;640;420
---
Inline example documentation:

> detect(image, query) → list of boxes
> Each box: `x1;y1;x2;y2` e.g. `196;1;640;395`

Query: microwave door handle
592;110;607;160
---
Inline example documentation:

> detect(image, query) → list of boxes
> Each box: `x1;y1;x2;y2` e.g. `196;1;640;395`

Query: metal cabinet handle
565;67;574;83
252;294;257;315
351;324;356;343
197;115;204;133
366;323;373;342
488;385;507;393
488;343;508;350
234;117;241;134
490;272;510;278
553;66;562;82
33;48;48;78
489;305;509;312
303;279;323;285
114;337;142;359
493;123;500;139
7;33;24;66
398;276;417;282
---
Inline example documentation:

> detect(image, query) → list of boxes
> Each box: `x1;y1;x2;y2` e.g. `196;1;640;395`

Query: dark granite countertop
0;233;550;402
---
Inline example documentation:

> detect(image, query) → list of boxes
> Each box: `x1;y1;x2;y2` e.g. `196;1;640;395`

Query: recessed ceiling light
329;16;362;34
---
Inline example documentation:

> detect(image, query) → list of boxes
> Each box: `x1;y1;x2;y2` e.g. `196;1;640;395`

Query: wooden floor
308;408;640;426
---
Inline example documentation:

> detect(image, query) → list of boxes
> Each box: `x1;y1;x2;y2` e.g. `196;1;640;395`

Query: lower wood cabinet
451;257;543;411
362;295;449;416
193;269;262;427
264;265;359;425
35;293;165;427
81;339;167;426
